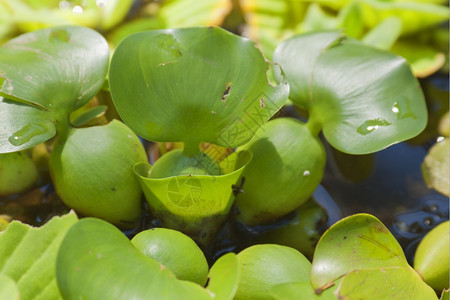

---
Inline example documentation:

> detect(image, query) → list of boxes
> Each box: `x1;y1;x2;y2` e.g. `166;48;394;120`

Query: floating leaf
109;27;288;150
414;221;450;291
311;214;408;291
0;274;19;300
422;139;449;196
274;32;427;154
362;17;402;50
0;151;38;196
0;25;109;113
0;212;78;300
271;281;337;300
56;218;213;299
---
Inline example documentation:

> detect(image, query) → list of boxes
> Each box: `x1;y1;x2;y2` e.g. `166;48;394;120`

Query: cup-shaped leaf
56;218;214;299
414;220;450;291
49;120;147;228
235;244;311;300
134;150;252;244
236;118;326;226
131;228;209;286
109;26;289;149
311;214;409;291
0;25;109;112
274;31;427;154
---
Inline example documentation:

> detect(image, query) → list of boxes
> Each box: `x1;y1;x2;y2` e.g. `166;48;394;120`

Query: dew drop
8;123;46;146
437;136;445;143
303;170;310;176
73;5;83;14
392;96;417;120
356;118;391;135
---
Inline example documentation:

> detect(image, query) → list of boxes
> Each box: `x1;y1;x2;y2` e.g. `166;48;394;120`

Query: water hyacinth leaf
206;253;241;300
109;27;288;149
131;228;209;286
422;138;449;196
134;150;252;244
414;221;450;291
311;214;408;291
57;218;213;299
336;267;438;300
0;25;109;113
100;0;134;30
0;151;38;197
0;274;19;300
0;98;56;153
271;281;337;300
273;31;343;110
275;33;427;154
442;289;450;300
235;244;311;300
0;212;78;300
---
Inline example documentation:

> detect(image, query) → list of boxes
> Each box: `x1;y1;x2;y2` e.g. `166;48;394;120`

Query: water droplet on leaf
392;97;417;120
303;170;310;176
357;118;391;135
8;123;46;146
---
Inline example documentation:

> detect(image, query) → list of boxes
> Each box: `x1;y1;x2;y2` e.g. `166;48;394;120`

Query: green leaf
134;150;252;244
0;98;56;153
109;27;288;149
206;252;241;300
335;267;438;300
414;221;450;291
362;17;402;50
56;218;213;299
100;0;134;30
0;151;38;196
235;244;311;300
274;33;427;154
0;25;109;113
0;274;19;300
273;31;343;110
131;227;209;286
311;214;408;291
422;139;449;196
0;212;78;300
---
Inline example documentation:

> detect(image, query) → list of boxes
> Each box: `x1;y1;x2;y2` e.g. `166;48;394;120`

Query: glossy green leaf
414;221;450;291
441;289;450;300
235;244;311;300
109;27;288;149
56;218;213;299
273;31;343;110
0;274;19;300
422;139;449;196
69;105;107;128
100;0;134;30
0;98;56;153
311;214;408;291
362;17;402;50
134;150;252;244
0;212;78;300
0;151;38;196
207;252;241;300
131;228;209;286
336;267;438;300
49;120;147;228
337;1;363;38
274;32;427;154
236;118;326;226
0;25;109;113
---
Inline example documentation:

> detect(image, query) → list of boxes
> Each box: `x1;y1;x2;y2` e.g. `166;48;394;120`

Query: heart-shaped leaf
109;26;288;150
0;212;78;300
422;139;449;196
0;25;109;112
56;217;214;299
274;32;427;154
311;214;408;291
